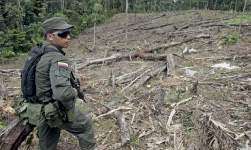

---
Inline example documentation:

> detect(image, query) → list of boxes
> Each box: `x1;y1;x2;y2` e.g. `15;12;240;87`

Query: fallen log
195;55;251;61
0;119;35;150
142;34;210;53
133;65;167;89
114;111;130;147
88;97;130;147
77;52;168;69
165;27;215;36
0;69;22;75
77;34;210;70
202;23;251;27
139;21;184;30
214;72;251;80
192;17;232;26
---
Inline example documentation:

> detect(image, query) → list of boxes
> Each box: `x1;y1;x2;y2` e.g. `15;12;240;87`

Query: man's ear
47;33;53;42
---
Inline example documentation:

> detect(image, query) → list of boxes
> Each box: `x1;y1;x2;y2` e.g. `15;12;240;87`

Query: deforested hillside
1;10;251;150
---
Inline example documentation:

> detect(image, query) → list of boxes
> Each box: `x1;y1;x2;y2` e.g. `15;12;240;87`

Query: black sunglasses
52;30;71;38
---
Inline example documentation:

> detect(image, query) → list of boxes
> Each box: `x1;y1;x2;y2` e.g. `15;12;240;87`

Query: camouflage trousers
39;109;96;150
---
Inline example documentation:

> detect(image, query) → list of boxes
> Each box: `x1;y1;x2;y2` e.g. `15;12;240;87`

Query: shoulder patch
59;67;68;77
57;62;68;68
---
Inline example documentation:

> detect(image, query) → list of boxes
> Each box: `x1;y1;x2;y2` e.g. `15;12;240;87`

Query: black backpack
21;44;56;103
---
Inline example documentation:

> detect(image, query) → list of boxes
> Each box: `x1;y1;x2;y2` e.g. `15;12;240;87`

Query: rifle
70;72;86;103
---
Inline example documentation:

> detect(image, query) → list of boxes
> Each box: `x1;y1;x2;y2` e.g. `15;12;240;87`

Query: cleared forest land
0;10;251;150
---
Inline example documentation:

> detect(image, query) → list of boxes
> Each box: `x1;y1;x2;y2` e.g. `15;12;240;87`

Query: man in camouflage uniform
36;17;96;150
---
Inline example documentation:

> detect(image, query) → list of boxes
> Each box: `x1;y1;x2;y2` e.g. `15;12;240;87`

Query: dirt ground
0;10;251;150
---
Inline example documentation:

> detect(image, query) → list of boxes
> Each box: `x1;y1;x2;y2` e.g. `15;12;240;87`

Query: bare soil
1;10;251;150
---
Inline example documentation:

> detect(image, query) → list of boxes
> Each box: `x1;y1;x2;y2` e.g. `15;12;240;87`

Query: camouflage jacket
35;41;75;109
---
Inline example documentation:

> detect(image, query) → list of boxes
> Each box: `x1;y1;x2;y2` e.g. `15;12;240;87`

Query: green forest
0;0;250;59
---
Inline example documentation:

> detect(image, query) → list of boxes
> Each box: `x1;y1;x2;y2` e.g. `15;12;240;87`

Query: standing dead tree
237;0;248;42
125;0;128;51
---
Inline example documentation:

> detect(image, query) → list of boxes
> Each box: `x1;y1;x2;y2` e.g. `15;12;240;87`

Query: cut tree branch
77;34;210;70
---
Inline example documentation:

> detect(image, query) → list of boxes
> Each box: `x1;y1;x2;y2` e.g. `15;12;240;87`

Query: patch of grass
203;89;231;101
129;48;136;52
197;118;204;124
93;118;116;131
0;121;5;130
199;84;219;99
75;103;91;113
210;74;221;79
214;69;227;74
130;134;140;146
200;84;231;101
226;72;236;76
230;112;243;120
225;14;251;24
148;79;156;87
168;92;179;102
220;92;231;101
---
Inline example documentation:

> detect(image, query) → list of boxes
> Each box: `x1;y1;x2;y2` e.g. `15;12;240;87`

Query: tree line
0;0;250;59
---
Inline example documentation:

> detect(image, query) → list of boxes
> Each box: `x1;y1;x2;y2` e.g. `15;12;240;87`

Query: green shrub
220;33;238;44
0;122;5;130
1;48;16;58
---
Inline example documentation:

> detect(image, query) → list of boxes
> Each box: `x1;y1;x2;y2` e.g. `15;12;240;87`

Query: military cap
42;17;74;33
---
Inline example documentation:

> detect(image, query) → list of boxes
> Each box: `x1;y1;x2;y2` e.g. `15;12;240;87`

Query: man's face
47;29;71;48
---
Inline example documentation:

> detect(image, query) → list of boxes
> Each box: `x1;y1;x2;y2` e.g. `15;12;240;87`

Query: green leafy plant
1;48;16;58
129;48;135;52
0;122;5;130
220;33;238;44
198;118;204;124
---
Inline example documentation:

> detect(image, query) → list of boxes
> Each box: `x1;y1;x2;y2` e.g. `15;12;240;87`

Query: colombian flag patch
57;62;68;68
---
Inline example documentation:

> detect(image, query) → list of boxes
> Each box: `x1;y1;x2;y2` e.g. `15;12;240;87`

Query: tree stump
166;54;175;76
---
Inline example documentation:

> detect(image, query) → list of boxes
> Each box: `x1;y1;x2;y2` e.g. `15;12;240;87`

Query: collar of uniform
42;40;66;55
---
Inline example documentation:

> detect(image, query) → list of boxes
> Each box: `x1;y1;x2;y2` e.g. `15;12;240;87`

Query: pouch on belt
44;102;62;127
27;103;45;126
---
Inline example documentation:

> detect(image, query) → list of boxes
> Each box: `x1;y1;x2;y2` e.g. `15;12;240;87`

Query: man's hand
73;88;78;97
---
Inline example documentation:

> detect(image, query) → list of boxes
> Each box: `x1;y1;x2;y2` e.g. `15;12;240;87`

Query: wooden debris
191;81;198;95
0;119;35;150
166;54;175;76
0;69;22;75
114;111;130;147
166;109;176;128
116;65;145;83
121;69;150;92
202;23;251;27
166;97;194;129
87;96;130;146
214;73;251;80
193;111;238;150
77;34;210;70
96;106;132;119
235;131;251;140
195;55;251;61
156;88;165;106
133;65;167;89
142;34;211;53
